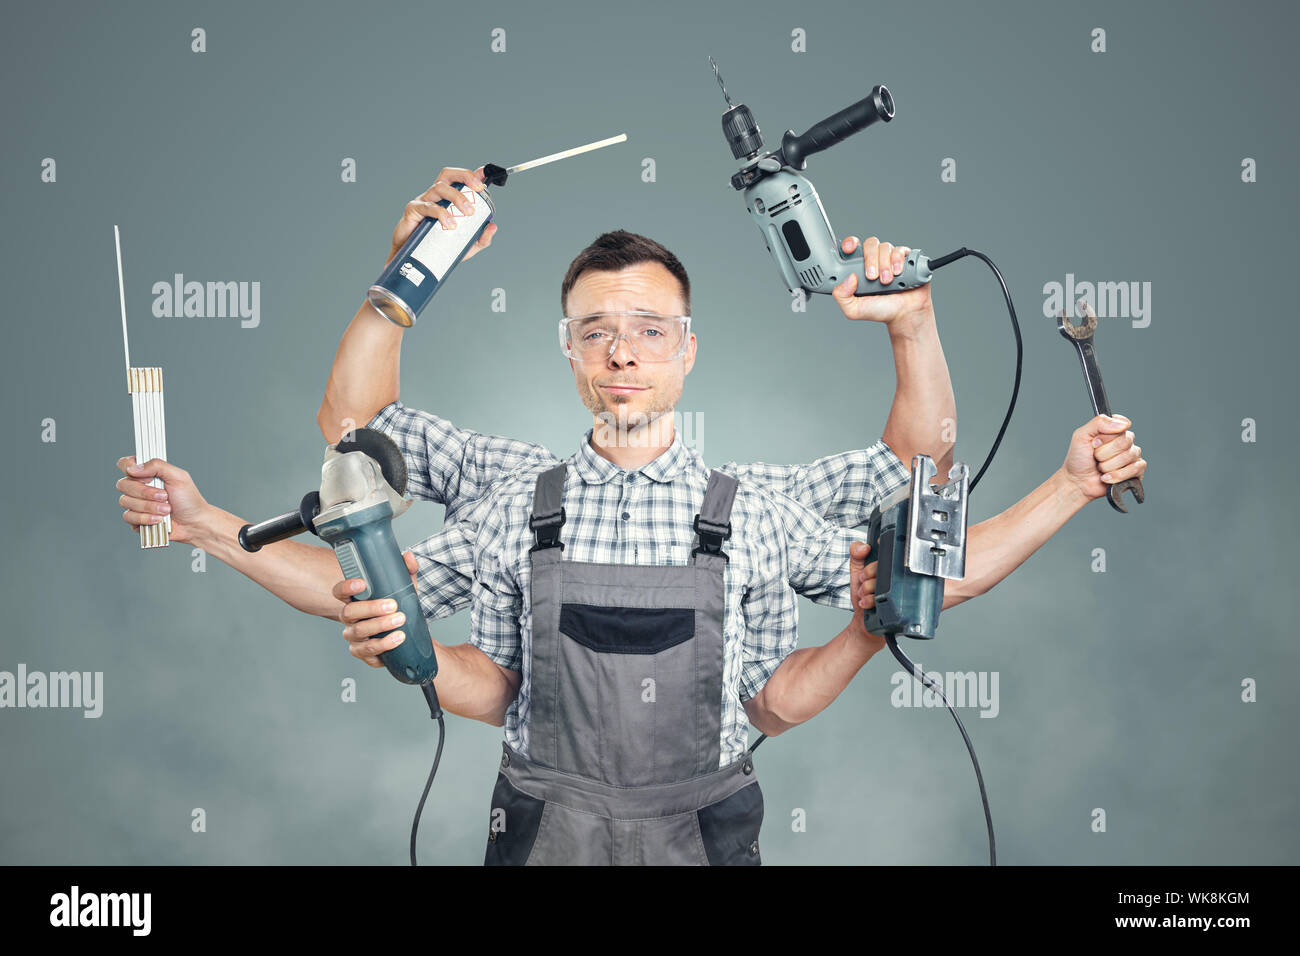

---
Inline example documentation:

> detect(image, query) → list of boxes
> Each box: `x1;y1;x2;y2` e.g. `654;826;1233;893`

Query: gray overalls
483;462;764;865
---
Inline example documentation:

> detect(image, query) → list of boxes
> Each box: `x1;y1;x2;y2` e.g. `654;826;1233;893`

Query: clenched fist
115;456;208;544
848;539;887;650
831;235;934;330
1061;413;1146;501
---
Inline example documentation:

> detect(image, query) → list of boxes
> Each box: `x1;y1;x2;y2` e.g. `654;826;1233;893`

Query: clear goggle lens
560;312;690;362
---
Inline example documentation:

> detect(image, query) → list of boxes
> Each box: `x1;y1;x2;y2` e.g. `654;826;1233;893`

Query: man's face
566;262;696;435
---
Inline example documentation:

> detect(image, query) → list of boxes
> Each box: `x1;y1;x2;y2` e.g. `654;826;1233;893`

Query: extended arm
317;298;404;444
857;414;1148;613
315;216;547;514
743;461;1062;735
419;638;520;726
831;236;957;483
744;456;1061;734
742;414;1148;735
940;469;1089;608
333;565;521;726
188;504;347;618
737;491;884;737
330;526;521;725
880;307;957;481
317;166;495;444
743;617;879;737
119;456;349;619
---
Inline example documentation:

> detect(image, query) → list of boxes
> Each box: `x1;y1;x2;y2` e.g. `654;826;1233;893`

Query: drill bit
709;56;733;107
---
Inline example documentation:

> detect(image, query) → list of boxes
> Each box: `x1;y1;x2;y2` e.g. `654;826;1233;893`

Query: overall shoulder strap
692;469;738;563
529;462;568;552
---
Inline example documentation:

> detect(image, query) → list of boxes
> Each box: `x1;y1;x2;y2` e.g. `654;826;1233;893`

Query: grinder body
314;500;437;685
237;427;438;686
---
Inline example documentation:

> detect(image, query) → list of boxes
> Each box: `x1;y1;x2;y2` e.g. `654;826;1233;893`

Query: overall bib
483;462;764;865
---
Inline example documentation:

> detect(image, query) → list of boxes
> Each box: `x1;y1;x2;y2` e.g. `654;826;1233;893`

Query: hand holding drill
831;235;934;329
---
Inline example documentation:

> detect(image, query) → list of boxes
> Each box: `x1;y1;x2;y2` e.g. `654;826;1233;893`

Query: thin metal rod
505;133;627;175
115;225;130;386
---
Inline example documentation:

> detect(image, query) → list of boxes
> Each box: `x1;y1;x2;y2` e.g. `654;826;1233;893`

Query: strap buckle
528;506;566;552
690;513;732;562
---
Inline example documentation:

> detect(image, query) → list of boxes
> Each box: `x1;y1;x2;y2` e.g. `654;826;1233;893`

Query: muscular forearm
880;307;957;481
317;298;405;444
193;502;518;721
747;468;1090;735
188;504;346;618
944;467;1091;608
745;624;882;736
427;642;519;726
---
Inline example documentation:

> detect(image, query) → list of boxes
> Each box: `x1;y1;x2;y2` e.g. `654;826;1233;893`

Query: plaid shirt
377;410;909;766
366;400;911;628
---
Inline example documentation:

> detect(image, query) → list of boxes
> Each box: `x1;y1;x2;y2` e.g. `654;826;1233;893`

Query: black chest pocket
558;603;695;655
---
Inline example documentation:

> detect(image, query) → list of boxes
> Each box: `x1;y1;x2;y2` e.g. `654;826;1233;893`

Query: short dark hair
561;229;691;316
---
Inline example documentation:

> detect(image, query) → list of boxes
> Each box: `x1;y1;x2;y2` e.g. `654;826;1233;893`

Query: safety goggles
559;311;691;363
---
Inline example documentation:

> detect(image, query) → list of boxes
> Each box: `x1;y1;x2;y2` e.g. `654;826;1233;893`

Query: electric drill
710;56;943;300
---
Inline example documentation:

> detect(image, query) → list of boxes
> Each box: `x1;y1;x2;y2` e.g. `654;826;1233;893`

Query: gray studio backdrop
1;0;1296;865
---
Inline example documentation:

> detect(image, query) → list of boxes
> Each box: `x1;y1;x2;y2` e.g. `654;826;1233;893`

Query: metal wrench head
1057;298;1098;342
1108;478;1145;513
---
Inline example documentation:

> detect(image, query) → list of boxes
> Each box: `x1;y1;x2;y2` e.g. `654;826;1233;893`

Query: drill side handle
780;85;894;169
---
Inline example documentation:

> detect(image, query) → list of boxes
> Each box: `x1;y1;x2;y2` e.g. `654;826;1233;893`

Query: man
309;196;1145;864
112;172;1146;863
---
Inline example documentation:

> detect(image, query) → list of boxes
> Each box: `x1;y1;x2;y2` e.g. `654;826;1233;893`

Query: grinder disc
335;427;409;497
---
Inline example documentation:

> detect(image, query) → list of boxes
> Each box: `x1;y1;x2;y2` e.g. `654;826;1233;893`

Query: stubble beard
579;379;680;446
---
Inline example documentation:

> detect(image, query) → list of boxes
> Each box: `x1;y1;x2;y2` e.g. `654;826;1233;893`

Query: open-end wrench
1057;299;1145;513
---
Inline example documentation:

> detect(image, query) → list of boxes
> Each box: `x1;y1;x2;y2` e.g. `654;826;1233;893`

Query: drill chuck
722;103;764;159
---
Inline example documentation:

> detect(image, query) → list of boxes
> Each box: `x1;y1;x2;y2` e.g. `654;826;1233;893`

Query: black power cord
895;246;1017;866
885;633;996;866
410;682;445;867
927;247;1024;494
749;249;1021;864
